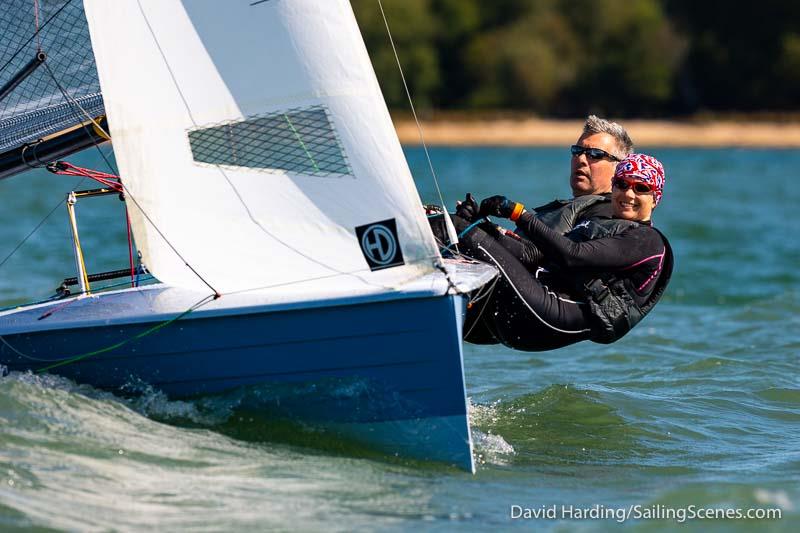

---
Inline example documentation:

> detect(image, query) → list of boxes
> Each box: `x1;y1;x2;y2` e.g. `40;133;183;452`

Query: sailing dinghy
0;0;495;471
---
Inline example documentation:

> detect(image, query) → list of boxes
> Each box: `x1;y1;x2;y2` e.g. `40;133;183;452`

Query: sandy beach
394;116;800;148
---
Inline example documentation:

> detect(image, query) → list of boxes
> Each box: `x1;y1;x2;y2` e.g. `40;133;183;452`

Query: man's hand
479;195;525;220
455;193;480;222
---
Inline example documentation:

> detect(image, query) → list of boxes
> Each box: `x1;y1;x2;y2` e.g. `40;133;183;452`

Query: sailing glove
455;193;480;222
479;195;525;221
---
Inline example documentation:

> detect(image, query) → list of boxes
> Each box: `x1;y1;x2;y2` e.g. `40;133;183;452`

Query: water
1;146;798;531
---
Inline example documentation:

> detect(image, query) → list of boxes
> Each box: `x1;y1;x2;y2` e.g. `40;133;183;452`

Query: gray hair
582;115;633;159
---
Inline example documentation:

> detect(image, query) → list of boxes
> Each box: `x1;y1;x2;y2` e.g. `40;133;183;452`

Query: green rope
35;294;214;373
284;114;320;172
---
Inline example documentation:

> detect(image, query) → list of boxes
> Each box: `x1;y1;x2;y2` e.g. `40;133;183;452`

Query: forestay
83;0;441;295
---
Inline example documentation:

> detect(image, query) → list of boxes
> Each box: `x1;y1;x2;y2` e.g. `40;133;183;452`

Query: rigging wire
0;0;72;77
40;61;220;297
0;63;108;271
40;62;116;174
134;0;402;293
0;2;117;274
462;274;500;340
0;177;86;270
376;0;459;249
33;0;41;52
41;63;113;158
0;293;216;371
48;162;137;285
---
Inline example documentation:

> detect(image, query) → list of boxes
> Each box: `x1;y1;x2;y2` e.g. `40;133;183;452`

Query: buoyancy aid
531;194;611;234
564;220;674;343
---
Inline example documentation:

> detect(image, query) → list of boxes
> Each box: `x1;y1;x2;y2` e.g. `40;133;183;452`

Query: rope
48;161;123;191
462;275;500;340
41;62;115;170
458;218;490;240
0;175;87;271
376;0;447;216
376;0;463;293
0;0;72;77
41;59;220;297
135;1;411;293
33;0;41;52
32;293;215;373
437;217;489;255
49;162;137;284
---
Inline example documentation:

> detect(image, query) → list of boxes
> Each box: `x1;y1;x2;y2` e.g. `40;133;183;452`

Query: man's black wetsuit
470;194;613;269
457;212;672;352
529;193;613;233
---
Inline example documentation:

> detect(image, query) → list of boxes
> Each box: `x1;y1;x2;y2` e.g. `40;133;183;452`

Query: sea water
0;146;797;531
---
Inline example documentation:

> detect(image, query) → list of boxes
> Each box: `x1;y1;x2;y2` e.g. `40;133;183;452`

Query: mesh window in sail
188;106;352;176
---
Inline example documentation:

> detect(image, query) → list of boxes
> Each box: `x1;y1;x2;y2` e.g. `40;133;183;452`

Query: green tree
429;0;481;107
666;0;800;112
463;7;581;111
562;0;686;116
352;0;800;115
351;0;441;109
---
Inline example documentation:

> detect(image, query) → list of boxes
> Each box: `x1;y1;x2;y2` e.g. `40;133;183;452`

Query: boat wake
0;367;442;531
0;369;464;468
467;384;641;468
1;368;640;471
468;400;516;466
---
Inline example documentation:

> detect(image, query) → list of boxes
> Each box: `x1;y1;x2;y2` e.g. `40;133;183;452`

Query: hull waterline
0;281;483;471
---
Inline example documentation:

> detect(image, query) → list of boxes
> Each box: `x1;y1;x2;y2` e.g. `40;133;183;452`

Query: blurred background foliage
351;0;800;117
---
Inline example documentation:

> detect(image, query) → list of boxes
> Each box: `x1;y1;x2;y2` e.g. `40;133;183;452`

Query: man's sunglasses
612;177;654;194
570;145;620;162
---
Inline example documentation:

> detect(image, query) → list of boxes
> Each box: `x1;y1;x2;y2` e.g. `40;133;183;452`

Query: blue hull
1;292;475;471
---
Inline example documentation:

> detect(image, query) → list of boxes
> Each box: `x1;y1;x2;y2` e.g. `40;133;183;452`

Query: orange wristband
509;202;525;221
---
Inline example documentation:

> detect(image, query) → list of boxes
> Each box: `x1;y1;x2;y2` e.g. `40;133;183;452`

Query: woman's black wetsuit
457;212;672;351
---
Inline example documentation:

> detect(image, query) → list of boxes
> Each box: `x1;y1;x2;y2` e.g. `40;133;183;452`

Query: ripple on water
0;370;454;531
756;388;800;405
468;385;648;468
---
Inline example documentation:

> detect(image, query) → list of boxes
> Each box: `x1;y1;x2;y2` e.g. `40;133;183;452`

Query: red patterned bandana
614;153;665;206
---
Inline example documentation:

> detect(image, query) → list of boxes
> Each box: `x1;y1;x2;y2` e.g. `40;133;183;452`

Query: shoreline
393;117;800;147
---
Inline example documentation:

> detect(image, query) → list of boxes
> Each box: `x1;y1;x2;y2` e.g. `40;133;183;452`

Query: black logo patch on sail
355;218;405;271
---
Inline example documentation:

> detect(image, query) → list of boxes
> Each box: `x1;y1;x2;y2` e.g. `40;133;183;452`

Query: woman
456;153;673;351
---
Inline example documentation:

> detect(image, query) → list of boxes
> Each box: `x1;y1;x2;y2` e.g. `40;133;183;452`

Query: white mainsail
82;0;440;295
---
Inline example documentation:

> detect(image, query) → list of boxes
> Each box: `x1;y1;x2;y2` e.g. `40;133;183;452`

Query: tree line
352;0;800;117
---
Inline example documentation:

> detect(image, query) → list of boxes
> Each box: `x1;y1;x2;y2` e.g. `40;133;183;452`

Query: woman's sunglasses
570;145;621;162
612;177;654;194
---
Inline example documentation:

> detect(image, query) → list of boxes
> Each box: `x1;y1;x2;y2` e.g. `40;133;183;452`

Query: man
457;153;672;352
430;116;633;249
437;116;641;350
445;115;633;268
528;115;633;234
